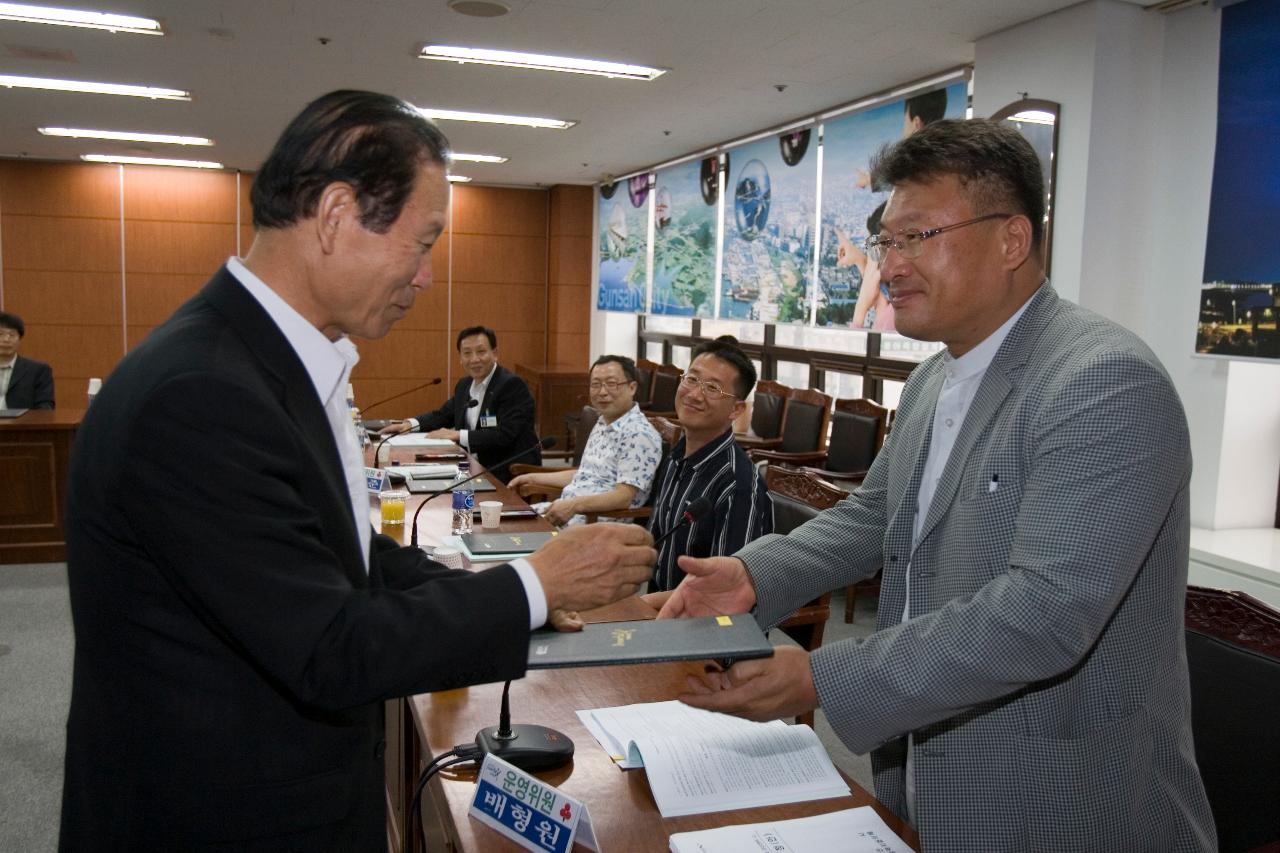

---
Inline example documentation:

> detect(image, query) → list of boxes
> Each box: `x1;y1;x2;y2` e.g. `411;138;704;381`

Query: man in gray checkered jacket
661;119;1215;852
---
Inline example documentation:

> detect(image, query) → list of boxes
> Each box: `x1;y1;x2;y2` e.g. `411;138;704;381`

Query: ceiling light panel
446;174;472;182
421;45;666;81
0;3;162;34
417;107;574;130
82;154;222;168
40;127;212;145
451;152;507;163
0;75;190;99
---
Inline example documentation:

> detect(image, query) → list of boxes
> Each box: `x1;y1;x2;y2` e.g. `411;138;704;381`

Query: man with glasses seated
509;355;661;527
645;338;772;604
0;311;54;410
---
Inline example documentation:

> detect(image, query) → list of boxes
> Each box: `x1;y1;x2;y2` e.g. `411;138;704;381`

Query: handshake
522;523;656;619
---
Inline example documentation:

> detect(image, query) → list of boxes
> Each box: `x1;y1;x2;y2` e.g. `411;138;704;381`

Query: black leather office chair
1184;585;1280;853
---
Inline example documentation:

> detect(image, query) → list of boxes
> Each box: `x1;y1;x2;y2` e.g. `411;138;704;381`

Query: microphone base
474;724;574;771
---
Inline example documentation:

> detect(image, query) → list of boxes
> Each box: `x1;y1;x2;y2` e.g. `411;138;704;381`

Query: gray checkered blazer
738;285;1216;852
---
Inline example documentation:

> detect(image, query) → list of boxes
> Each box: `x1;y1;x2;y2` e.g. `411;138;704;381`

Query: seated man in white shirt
509;355;662;526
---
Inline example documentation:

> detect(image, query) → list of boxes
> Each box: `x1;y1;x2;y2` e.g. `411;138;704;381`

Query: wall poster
1197;0;1279;360
816;82;967;331
717;129;816;323
650;157;719;317
596;175;651;313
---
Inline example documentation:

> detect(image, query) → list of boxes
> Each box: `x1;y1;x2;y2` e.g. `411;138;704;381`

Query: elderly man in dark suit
0;311;54;410
61;90;654;852
662;119;1215;851
379;325;539;482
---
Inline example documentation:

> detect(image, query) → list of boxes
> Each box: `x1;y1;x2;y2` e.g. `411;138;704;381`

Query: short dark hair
866;200;887;236
870;118;1045;249
456;326;496;350
691;338;756;399
591;354;638;384
0;311;24;337
904;89;948;126
251;90;451;234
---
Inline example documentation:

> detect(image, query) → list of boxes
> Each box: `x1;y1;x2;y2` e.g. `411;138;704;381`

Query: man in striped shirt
647;339;773;597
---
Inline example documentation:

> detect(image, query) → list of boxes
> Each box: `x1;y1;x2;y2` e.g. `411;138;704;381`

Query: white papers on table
668;806;913;853
382;435;455;448
576;700;849;817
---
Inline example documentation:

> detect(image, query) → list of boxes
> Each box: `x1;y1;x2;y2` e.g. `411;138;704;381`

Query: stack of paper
668;807;912;852
577;701;848;817
382;435;456;448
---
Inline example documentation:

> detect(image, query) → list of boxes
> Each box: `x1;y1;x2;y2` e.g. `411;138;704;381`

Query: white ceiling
0;0;1158;186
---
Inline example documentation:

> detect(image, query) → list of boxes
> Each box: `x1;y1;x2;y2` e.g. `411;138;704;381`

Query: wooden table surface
370;444;918;852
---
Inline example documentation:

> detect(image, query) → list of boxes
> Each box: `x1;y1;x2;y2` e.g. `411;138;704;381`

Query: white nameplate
468;753;599;853
365;467;388;494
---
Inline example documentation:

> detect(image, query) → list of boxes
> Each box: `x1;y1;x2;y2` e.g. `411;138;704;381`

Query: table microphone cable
408;742;484;845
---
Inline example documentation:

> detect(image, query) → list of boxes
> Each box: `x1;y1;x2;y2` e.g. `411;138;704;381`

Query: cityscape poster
650;157;719;317
1197;0;1278;360
718;130;816;324
596;176;651;313
816;82;967;331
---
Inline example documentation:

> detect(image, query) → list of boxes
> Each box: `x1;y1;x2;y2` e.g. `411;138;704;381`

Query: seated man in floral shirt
508;355;661;527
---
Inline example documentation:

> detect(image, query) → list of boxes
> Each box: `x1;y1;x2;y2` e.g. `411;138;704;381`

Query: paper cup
432;546;464;569
479;500;503;529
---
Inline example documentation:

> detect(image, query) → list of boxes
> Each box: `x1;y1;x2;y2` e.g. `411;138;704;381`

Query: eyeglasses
679;374;737;400
864;213;1012;264
589;379;632;392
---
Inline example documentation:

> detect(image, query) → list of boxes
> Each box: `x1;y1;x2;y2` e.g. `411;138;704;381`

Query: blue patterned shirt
560;404;662;525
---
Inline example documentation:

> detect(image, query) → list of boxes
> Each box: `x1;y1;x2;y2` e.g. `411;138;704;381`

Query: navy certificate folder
527;614;774;669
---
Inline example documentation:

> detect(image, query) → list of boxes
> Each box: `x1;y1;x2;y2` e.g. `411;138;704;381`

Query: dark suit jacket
62;266;531;851
414;364;540;481
4;354;54;409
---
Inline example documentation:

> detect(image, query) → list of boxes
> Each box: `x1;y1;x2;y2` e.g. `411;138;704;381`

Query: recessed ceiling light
0;75;189;99
418;107;575;130
421;45;667;81
451;152;507;164
0;2;162;34
40;127;212;145
446;174;472;183
82;154;222;169
447;0;509;18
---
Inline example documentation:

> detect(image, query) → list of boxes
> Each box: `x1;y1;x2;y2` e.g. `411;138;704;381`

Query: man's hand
548;609;584;632
678;646;818;722
543;498;577;526
657;555;757;619
527;524;655;614
427;428;460;442
378;420;413;435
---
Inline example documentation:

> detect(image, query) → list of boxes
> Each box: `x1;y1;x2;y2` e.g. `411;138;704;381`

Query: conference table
370;440;919;852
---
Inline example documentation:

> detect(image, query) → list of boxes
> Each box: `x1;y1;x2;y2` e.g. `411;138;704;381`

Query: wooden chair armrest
796;466;869;489
748;449;828;466
513;480;564;502
734;434;784;451
584;507;653;524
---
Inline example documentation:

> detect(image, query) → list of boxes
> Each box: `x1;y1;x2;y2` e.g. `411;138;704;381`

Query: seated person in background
379;325;539;482
0;311;55;410
647;338;772;601
509;355;661;526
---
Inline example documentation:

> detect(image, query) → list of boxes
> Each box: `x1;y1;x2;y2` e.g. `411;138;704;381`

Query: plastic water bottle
346;383;370;447
451;460;474;536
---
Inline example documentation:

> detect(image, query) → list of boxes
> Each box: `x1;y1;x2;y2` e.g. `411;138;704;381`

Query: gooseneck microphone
474;679;574;772
373;398;477;469
408;436;557;548
653;496;713;548
361;376;442;415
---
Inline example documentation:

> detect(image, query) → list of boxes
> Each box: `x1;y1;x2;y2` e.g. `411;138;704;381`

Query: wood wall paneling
122;166;239;223
450;186;548;237
0;161;121;218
